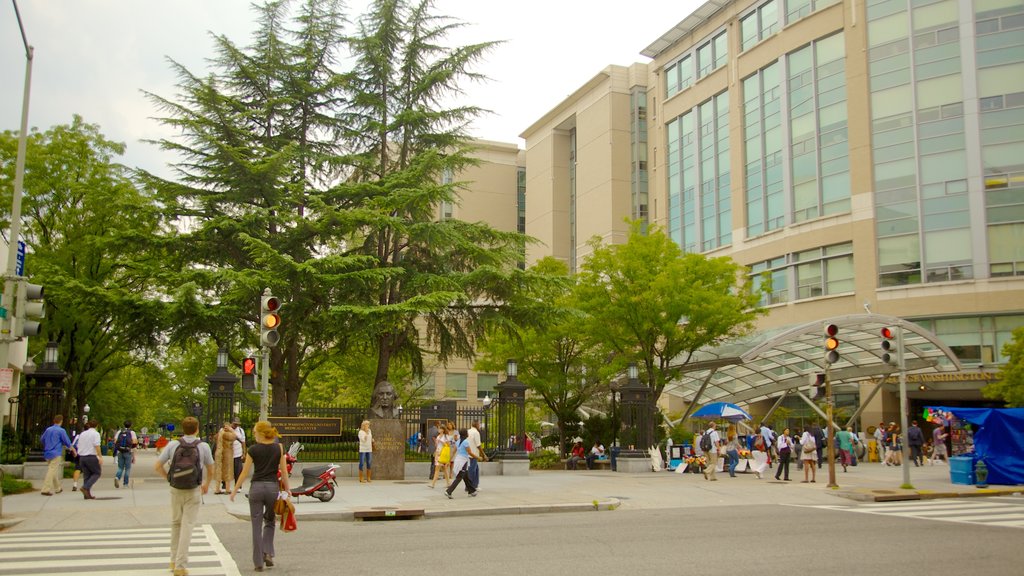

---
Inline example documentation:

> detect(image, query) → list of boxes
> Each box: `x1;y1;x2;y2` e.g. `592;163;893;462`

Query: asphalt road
213;499;1022;575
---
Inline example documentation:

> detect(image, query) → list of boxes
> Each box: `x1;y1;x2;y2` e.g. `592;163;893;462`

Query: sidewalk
2;450;1020;532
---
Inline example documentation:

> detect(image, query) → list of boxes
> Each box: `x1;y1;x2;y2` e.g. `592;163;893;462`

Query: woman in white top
429;427;452;488
358;420;373;483
799;427;817;483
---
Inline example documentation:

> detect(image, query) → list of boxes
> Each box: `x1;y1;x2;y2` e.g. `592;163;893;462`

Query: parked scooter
285;442;303;476
290;463;339;502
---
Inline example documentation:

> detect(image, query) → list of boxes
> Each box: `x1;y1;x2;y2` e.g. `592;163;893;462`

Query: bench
561;458;611;470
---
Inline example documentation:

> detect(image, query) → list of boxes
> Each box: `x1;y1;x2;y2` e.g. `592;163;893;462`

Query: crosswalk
807;497;1024;529
0;525;240;576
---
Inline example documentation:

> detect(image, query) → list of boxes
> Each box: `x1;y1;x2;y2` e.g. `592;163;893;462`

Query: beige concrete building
518;0;1024;430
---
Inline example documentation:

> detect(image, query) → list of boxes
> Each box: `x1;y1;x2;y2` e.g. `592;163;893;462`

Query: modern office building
519;0;1024;428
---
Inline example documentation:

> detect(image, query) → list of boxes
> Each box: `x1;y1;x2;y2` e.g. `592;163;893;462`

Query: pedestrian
76;420;103;499
810;421;826;469
702;422;721;481
759;422;775;468
230;421;290;572
567;440;585;470
40;414;73;496
799;427;817;483
429;423;452;488
155;416;214;576
774;428;793;481
907;420;925;466
467;419;485;488
446;422;459;477
231;417;246;485
213;422;236;494
426;422;440;479
725;433;741;477
930;422;949;465
874;422;887;463
358;420;373;483
444;428;478;498
849;428;861;466
836;426;854;473
113;420;138;489
70;433;82;491
585;440;606;470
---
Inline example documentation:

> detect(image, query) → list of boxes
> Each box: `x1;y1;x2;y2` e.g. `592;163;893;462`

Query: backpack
116;430;133;453
168;438;203;489
700;431;713;452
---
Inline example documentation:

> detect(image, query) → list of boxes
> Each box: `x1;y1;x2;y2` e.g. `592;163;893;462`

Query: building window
665;30;728;97
741;1;780;51
418;373;436;398
477;374;497;400
749;242;853;305
444;373;467;399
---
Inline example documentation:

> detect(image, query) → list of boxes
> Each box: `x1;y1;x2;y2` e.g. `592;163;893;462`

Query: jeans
359;452;372;470
115;451;133;484
249;481;278;568
467;458;480;489
910;445;923;466
727;450;739;476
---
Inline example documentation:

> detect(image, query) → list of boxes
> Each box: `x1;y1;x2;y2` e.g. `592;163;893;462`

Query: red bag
283;509;297;532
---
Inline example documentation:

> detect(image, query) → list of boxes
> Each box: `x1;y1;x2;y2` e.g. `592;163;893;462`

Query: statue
369;380;401;419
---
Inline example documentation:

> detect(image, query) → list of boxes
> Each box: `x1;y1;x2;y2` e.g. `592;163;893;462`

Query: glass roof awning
663;313;963;409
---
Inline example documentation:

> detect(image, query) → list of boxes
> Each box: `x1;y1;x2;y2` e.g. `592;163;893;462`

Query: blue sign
15;241;25;276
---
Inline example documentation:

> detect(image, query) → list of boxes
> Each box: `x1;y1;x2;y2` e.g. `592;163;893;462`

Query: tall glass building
521;0;1024;426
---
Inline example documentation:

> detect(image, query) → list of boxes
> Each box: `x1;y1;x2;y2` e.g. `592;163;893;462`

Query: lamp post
610;384;620;471
21;342;66;462
482;394;492;452
205;346;238;442
494;359;527;461
615;362;652;470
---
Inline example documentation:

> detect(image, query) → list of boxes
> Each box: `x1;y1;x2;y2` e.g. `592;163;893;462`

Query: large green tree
574;221;766;408
0;115;165;423
476;257;603;454
984;326;1024;407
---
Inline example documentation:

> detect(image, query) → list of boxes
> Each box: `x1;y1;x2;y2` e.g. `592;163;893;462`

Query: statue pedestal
369;419;405;480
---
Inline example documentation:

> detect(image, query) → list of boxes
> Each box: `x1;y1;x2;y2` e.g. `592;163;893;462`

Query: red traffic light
264;296;280;312
242;357;257;375
881;327;894;339
825;324;838;337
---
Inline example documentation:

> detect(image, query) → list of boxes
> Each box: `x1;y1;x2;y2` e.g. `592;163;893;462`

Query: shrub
529;450;561;470
2;474;33;495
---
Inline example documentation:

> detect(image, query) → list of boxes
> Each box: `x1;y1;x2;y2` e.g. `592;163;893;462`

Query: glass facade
666;91;731;253
744;62;784;236
631;88;650;227
915;314;1024;364
444;372;467;399
665;30;728;98
748;242;854;306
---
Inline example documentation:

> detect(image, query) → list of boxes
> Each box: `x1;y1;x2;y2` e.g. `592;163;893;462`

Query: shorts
73;455;81;471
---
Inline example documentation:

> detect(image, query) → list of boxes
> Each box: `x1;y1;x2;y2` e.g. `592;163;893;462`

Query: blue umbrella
691;402;752;422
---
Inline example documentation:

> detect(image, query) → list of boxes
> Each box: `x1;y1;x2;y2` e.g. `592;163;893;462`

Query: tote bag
438;442;452;464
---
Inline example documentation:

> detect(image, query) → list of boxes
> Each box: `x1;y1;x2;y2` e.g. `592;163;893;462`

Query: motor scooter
290;463;340;502
285;441;303;476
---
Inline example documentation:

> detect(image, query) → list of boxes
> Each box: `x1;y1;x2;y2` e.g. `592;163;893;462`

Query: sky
1;0;703;177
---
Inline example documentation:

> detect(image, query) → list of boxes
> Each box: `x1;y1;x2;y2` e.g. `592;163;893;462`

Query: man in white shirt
586;441;606;469
703;422;722;481
76;420;103;499
466;420;485;490
231;417;246;483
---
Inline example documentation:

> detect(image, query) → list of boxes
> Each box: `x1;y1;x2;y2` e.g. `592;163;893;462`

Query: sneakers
469;491;478;497
114;478;120;488
72;485;78;491
264;554;274;567
445;492;453;499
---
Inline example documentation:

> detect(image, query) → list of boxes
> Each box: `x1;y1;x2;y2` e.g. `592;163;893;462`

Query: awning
664;313;963;410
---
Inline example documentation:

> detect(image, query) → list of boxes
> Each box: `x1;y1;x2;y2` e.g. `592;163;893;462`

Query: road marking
800;498;1024;529
0;525;240;576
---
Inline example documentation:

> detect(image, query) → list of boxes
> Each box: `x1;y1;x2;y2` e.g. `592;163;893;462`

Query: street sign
15;241;25;276
0;368;13;393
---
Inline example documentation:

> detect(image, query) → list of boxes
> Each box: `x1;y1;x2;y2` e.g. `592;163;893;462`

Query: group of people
566;439;606;470
426;419;486;498
873;419;949;467
41;415;141;499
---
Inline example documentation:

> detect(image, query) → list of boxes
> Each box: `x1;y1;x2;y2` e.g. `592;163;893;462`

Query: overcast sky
1;0;701;177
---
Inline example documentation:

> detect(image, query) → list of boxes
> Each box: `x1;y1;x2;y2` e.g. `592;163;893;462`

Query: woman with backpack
230;421;290;572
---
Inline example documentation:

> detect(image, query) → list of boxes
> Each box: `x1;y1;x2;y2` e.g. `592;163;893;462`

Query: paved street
1;449;1021;574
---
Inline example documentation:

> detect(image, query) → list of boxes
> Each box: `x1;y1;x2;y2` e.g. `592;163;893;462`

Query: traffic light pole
825;364;837;489
896;322;913;489
259;346;270;421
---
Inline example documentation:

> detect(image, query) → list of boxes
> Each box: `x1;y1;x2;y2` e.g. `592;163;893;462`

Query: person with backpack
113;420;138;489
701;422;721;481
155;416;214;576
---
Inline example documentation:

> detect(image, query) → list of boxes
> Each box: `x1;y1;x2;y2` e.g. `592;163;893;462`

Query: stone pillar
369;419;405;480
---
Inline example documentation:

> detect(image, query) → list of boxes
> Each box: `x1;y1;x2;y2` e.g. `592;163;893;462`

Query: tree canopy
984;326;1024;407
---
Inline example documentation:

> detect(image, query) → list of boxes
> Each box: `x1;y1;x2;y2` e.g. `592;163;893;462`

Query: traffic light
241;356;257;391
880;326;897;366
260;292;281;347
810;372;826;400
15;280;44;337
824;323;840;365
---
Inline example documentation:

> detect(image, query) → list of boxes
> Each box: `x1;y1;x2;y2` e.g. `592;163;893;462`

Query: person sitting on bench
567;441;585;470
586;441;606;469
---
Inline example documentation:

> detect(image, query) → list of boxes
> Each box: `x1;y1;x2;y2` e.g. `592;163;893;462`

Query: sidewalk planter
949;455;975;485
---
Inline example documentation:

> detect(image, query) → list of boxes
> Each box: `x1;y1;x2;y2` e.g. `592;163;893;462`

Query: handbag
802;441;816;454
438;443;451;464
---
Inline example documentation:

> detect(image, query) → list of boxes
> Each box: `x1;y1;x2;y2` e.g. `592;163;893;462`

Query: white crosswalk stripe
0;525;241;576
802;497;1024;529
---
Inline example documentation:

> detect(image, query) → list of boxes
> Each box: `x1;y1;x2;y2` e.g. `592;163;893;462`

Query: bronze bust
369;380;401;419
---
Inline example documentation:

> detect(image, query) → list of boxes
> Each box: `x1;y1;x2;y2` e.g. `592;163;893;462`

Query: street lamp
206;346;238;441
482;394;492;450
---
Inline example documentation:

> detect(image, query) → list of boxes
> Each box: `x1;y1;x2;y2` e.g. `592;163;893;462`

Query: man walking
231;417;246;484
930;422;949;465
466;420;486;491
155;416;214;576
907;420;925;466
702;422;721;481
874;422;887;463
76;420;103;499
114;420;138;488
810;422;826;469
40;415;73;496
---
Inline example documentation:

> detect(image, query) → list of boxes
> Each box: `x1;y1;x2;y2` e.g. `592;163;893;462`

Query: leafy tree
574;221;766;411
984;326;1024;407
332;0;536;386
0;115;165;422
476;257;604;454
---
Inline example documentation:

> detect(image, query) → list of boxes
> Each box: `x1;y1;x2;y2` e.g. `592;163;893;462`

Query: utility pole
897;322;913;489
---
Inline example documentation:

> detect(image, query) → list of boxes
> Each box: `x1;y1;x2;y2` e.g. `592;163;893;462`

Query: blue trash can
949;455;975;485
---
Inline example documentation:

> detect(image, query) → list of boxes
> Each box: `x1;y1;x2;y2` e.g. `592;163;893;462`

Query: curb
226;498;621;522
834;487;1024;503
